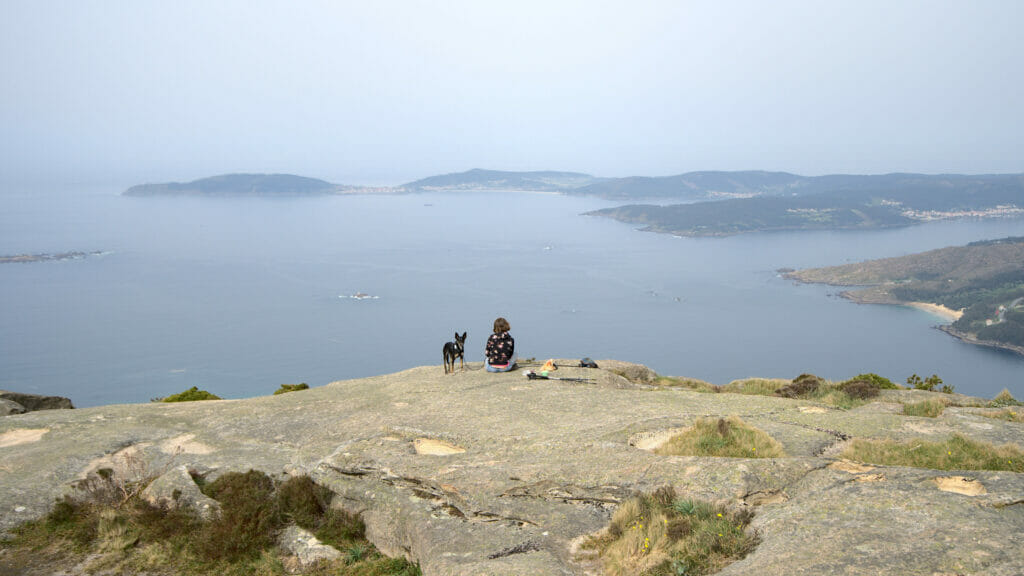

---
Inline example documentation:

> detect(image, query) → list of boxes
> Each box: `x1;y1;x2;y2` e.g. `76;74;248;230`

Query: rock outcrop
0;391;74;413
0;361;1021;575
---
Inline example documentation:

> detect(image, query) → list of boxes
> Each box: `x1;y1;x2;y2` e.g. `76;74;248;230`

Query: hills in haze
123;170;1024;236
123;174;346;197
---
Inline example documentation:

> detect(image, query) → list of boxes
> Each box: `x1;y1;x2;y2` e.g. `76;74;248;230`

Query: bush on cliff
841;372;899;389
274;382;310;395
159;386;221;402
586;486;758;576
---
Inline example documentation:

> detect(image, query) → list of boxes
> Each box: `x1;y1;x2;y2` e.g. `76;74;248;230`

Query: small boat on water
343;292;379;300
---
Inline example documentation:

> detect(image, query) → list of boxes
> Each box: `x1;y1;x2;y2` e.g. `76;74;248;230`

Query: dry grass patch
720;378;786;396
652;376;718;393
839;434;1024;472
989;388;1023;407
654;416;785;459
979;408;1024;423
719;375;872;409
901;398;949;418
586;487;758;576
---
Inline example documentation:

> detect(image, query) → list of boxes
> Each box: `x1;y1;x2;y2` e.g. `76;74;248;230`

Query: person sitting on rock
485;317;516;372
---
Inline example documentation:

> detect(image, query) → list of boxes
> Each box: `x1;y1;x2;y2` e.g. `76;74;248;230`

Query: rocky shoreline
938;325;1024;357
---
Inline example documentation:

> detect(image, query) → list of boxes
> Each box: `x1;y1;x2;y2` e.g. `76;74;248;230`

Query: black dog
443;332;467;374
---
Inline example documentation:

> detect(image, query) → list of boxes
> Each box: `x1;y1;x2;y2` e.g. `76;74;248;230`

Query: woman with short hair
485;317;516;372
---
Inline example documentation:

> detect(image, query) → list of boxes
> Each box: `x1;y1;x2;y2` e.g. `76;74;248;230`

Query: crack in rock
500;481;629;510
326;463;536;526
486;540;542;559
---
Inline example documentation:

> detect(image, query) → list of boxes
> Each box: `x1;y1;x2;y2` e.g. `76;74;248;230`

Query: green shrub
161;386;221;402
839;434;1024;472
842;373;899;389
273;383;309;395
654;416;785;458
907;374;944;391
588;487;758;576
199;470;281;562
902;399;948;418
839;380;881;400
775;373;822;398
276;474;329;528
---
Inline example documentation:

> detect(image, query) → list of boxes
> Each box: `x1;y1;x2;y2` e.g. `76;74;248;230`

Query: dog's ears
461;331;467;339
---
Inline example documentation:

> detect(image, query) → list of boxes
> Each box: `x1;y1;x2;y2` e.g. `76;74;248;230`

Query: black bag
579;357;598;369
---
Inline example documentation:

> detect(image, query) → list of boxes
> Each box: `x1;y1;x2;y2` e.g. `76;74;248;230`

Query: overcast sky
2;1;1022;185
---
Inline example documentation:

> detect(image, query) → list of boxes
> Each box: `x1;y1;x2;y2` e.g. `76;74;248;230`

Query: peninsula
785;237;1024;354
585;173;1024;236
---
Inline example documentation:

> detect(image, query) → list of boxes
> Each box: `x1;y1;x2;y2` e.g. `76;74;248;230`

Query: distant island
123;173;363;197
0;251;104;264
586;173;1024;236
785;237;1024;355
402;168;600;192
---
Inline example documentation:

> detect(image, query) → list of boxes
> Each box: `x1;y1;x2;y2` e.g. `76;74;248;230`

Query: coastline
938;325;1024;357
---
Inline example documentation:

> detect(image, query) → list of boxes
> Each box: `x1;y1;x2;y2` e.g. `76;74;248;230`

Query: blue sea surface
2;185;1023;406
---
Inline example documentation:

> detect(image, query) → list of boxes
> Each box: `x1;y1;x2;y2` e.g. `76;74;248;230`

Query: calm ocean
2;185;1023;406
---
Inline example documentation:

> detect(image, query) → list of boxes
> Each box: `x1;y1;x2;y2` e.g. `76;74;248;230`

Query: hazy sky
3;1;1022;185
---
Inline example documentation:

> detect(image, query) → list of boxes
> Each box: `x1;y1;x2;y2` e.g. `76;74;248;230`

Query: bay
2;185;1023;407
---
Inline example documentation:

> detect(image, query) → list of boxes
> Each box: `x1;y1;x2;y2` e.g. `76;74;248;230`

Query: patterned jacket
485;331;515;365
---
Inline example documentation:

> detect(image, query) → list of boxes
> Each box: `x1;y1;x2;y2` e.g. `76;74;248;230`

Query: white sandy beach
907;301;963;322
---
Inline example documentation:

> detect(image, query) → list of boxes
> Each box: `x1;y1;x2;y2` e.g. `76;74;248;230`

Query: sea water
2;185;1023;406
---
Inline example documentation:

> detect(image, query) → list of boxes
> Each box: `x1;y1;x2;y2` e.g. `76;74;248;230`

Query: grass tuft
839;434;1024;472
653;376;719;393
654;416;785;459
901;398;949;418
588;488;758;576
978;408;1023;423
989;388;1023;407
720;378;786;396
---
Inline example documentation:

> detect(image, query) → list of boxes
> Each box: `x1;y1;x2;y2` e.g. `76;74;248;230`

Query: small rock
278;525;341;567
140;465;221;520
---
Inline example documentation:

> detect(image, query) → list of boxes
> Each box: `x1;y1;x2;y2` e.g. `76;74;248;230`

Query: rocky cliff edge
1;361;1021;575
